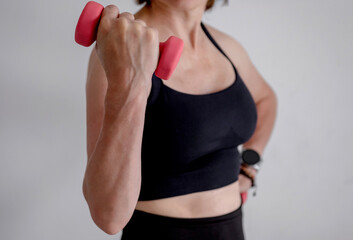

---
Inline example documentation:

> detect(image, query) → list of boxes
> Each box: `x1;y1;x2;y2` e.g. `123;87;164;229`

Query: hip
122;196;244;240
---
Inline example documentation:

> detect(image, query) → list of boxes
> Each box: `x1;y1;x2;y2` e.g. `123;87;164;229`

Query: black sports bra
138;22;258;201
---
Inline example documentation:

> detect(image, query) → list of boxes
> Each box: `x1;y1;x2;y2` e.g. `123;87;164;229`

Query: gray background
1;0;352;239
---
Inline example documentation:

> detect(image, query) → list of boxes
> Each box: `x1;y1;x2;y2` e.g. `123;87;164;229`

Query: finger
101;4;120;21
247;167;257;177
134;19;147;26
119;12;135;21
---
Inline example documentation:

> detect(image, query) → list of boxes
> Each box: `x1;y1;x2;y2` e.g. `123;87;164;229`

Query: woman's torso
135;21;244;218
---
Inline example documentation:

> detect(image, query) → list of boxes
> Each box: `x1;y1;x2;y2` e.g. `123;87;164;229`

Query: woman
82;0;277;239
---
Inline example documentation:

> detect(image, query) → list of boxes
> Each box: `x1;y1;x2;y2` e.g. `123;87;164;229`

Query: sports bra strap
200;22;238;75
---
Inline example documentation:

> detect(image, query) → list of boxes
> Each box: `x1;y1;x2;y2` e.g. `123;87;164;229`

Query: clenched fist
95;5;159;97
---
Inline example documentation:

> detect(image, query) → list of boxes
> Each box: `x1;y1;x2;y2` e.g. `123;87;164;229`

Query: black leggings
121;194;245;240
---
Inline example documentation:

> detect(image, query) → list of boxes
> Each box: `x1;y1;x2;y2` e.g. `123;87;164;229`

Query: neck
134;1;207;50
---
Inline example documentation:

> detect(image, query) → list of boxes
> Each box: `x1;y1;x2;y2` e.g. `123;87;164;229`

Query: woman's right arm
82;5;159;235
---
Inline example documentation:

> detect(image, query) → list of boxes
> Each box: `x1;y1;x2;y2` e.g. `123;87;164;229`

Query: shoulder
202;23;248;69
202;23;275;103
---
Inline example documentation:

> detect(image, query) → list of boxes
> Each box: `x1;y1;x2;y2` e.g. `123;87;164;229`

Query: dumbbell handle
75;1;183;80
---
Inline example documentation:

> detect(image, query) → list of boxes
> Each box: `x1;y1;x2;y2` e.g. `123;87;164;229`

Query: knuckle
105;4;118;12
116;17;129;29
119;12;134;21
145;28;157;41
99;18;111;33
127;12;135;20
134;19;146;26
133;22;144;33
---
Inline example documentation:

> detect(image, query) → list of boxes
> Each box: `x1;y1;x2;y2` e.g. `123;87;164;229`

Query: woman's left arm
238;59;278;158
230;39;278;190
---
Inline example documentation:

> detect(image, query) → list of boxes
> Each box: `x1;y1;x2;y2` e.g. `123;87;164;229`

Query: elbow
82;187;125;235
91;210;125;235
90;204;130;235
271;90;278;113
98;220;122;235
81;181;133;235
270;88;278;105
265;88;278;112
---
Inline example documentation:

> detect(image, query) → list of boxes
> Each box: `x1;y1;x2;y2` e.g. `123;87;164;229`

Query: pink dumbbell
75;1;183;80
241;191;248;204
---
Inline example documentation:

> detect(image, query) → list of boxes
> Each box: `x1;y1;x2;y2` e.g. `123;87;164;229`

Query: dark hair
136;0;228;11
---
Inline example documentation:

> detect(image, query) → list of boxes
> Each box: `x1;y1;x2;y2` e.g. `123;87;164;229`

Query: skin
133;0;277;218
83;0;277;235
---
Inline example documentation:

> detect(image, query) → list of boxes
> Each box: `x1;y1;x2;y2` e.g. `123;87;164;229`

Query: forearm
83;83;148;234
242;90;278;157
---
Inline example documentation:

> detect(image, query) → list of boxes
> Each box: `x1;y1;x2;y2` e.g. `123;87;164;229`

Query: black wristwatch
240;148;262;171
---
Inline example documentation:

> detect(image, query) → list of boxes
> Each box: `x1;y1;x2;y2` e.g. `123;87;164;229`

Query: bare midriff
135;180;241;218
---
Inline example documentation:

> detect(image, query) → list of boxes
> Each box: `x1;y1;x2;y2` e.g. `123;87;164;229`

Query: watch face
242;149;260;165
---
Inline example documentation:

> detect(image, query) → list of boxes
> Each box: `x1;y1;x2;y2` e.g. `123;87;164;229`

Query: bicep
86;46;108;161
